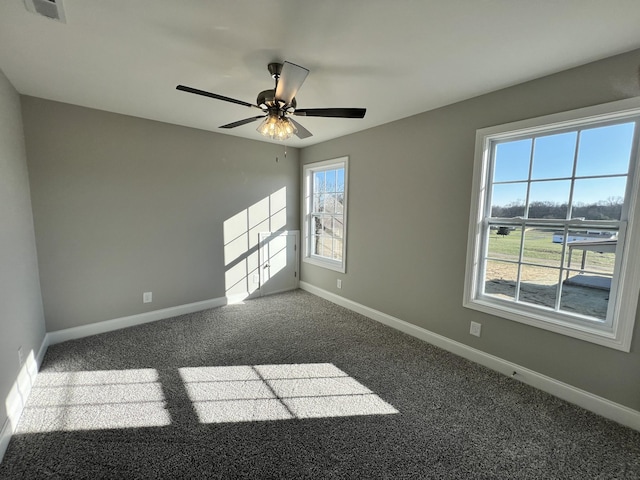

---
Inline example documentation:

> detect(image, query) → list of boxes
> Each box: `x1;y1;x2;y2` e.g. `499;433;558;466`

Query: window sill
463;297;630;352
303;256;346;273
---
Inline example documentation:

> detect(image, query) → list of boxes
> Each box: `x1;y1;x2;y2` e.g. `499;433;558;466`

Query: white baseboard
0;331;49;464
299;281;640;431
1;295;237;464
47;295;232;346
0;419;10;465
36;332;50;367
2;284;637;467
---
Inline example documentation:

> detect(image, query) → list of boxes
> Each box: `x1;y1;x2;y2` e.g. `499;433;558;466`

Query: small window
464;99;640;351
302;157;348;272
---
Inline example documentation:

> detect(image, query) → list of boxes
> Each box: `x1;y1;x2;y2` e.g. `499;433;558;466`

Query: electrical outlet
18;346;24;367
143;292;152;303
337;279;342;289
470;321;482;337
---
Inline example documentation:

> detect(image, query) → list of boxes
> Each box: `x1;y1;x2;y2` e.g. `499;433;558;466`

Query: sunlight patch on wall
17;369;170;433
259;233;288;284
179;363;398;424
5;349;38;433
269;187;287;231
223;187;287;300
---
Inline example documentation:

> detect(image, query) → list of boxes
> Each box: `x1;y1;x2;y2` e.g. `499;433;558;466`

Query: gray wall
300;49;640;411
11;49;640;414
0;71;45;429
21;97;300;331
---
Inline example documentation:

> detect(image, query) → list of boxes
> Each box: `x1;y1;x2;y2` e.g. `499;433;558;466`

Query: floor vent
24;0;67;23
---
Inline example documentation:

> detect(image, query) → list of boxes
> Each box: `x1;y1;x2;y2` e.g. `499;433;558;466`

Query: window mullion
514;225;524;302
523;138;535;219
515;141;536;303
566;129;581;220
554;131;581;310
554;224;570;311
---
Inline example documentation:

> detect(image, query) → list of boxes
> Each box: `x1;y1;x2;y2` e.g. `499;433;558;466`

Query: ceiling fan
176;61;366;141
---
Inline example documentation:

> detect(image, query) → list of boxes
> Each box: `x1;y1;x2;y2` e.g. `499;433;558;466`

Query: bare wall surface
0;70;45;427
21;98;299;331
300;49;640;411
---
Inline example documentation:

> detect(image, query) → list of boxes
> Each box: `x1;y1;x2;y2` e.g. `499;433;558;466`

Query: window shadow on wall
223;187;287;301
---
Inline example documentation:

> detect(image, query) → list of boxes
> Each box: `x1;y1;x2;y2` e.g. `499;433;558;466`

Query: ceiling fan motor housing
257;89;296;112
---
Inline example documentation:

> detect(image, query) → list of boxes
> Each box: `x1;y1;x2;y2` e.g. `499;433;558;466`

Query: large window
303;157;348;272
464;99;640;351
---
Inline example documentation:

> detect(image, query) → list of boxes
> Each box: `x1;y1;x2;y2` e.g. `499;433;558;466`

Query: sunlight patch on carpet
17;369;170;432
179;363;398;423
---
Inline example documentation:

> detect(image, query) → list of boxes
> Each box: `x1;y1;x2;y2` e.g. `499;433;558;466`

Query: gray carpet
1;289;639;479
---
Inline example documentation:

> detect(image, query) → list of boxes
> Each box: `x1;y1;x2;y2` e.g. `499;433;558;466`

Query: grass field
484;228;614;319
487;228;615;274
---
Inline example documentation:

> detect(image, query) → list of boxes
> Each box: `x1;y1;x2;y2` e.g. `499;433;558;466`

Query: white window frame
302;157;349;273
464;98;640;352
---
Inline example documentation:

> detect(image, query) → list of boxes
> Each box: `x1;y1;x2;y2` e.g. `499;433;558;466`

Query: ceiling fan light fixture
256;114;297;141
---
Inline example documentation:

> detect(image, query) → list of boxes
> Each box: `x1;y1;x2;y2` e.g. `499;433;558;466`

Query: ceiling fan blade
219;116;266;129
289;118;313;139
176;85;258;109
275;61;309;106
294;108;366;118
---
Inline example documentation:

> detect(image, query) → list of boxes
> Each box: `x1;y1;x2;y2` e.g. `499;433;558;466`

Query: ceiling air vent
24;0;67;23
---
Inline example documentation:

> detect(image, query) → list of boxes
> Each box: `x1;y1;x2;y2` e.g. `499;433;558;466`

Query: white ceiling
2;1;640;147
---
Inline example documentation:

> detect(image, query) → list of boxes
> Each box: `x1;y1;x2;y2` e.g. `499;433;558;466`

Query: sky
313;168;345;193
491;122;634;207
